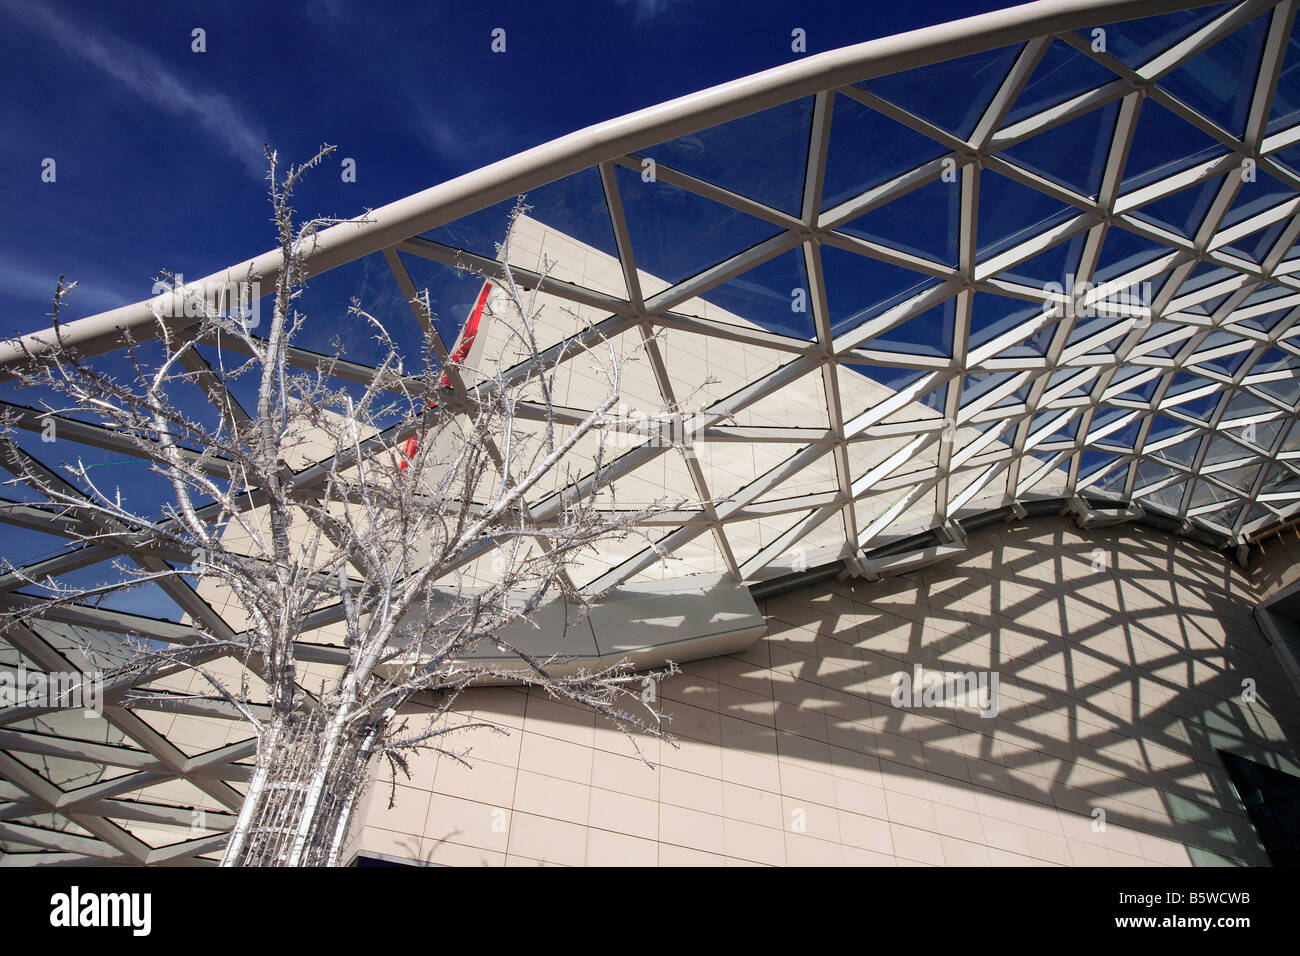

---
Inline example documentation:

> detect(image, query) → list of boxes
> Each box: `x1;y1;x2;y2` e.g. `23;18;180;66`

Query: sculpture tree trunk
221;706;375;867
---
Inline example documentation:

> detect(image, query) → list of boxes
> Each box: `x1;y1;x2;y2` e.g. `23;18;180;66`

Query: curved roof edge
0;0;1222;373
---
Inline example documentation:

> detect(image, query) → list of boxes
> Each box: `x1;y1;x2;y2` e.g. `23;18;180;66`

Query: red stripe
399;280;492;470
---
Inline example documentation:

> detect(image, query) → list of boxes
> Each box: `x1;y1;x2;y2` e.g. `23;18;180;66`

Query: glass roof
7;0;1300;594
386;0;1300;582
3;0;1300;863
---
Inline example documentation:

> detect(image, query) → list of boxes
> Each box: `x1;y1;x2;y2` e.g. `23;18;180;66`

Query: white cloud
614;0;689;23
2;0;268;180
0;254;142;324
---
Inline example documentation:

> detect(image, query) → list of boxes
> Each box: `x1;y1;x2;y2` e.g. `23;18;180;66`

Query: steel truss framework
3;0;1300;863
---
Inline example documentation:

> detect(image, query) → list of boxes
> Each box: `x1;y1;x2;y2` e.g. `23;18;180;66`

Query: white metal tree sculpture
0;147;683;866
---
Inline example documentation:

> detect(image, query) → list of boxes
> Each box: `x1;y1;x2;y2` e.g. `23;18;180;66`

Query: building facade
3;0;1300;865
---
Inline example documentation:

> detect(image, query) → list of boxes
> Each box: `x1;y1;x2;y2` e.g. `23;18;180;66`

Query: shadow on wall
366;516;1300;866
754;518;1299;864
1250;527;1300;601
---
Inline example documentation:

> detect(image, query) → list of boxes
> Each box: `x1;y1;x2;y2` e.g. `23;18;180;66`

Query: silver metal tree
0;147;684;866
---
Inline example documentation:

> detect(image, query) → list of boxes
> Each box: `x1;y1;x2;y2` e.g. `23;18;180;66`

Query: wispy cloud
1;0;268;180
406;96;514;168
0;253;144;328
305;0;351;27
613;0;690;23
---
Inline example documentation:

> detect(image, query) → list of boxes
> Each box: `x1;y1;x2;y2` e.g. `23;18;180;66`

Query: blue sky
0;0;1010;334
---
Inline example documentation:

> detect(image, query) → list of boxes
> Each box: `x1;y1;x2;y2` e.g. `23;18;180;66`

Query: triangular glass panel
997;230;1087;287
0;525;80;570
1083;342;1123;361
1120;99;1231;194
385;251;491;365
682;246;815;341
1006;38;1122;125
991;379;1033;411
1164;371;1222;420
1186;332;1255;376
1240;283;1296;309
1248;346;1300;405
859;43;1025;140
1000;99;1118;198
881;382;951;427
1048;367;1093;398
31;560;190;621
3;340;224;436
5;427;182;523
1150;431;1203;467
1267;25;1300;133
1237;304;1296;333
1202;502;1246;531
1175;260;1238;314
1027;452;1070;480
1216;463;1263;492
1030;410;1080;444
1135;320;1189;359
820;244;946;342
641;97;813;216
1203;433;1251;466
1155;9;1270;138
1133;459;1179;492
836;363;946;422
424;168;621;266
1111;367;1161;402
1144;478;1189;511
1095;460;1134;495
1246;417;1284;455
1261;464;1300;496
849;436;942;494
976;169;1078;258
1221;168;1300;231
1091;408;1142;449
844;300;955;359
960;370;1017;409
749;446;841;506
0;461;52;507
969;292;1055;355
1089;4;1235;70
838;176;960;266
854;485;936;536
728;365;830;429
1190;477;1235;509
750;469;841;514
613;163;782;288
1271;142;1300;179
1219;386;1277;425
822;92;950;211
1128;172;1226;238
728;507;828;570
1147;413;1197;444
1078;449;1123;484
1094;225;1175;283
1244;504;1276;527
1221;216;1289;264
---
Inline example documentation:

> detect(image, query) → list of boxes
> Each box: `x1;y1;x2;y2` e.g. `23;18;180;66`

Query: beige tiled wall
353;516;1300;866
